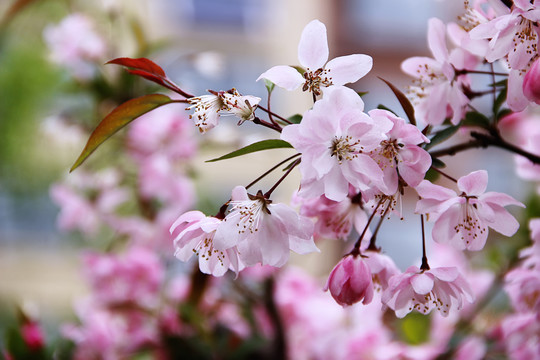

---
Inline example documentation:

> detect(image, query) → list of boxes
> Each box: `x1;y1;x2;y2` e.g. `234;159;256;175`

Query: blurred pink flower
43;13;106;80
257;19;372;95
500;312;540;360
402;18;471;126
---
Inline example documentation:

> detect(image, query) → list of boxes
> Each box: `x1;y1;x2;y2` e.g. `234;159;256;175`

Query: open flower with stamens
415;170;524;251
170;210;243;276
257;19;372;96
213;186;318;268
382;265;474;318
401;18;471;126
187;89;260;133
281;86;391;202
368;109;431;195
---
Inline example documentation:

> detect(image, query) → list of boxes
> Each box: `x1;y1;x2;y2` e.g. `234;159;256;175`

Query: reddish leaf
107;57;192;98
378;77;417;126
107;57;166;77
70;94;173;172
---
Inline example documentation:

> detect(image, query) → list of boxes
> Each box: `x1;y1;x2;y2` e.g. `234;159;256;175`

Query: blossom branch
245;153;301;191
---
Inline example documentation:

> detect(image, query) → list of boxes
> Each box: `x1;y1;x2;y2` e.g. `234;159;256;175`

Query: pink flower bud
324;253;374;306
21;322;44;351
523;58;540;105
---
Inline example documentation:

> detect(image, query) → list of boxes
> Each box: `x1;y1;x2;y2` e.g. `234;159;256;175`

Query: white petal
257;65;304;91
298;19;329;69
325;54;373;86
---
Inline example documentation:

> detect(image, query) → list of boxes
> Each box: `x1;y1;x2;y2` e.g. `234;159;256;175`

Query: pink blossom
82;246;164;309
415;170;524;251
382;265;474;318
50;169;129;236
281;86;391;202
324;253;374;306
170;210;243;276
469;1;540;70
401;18;471;126
213;186;318;267
43;13;106;80
363;250;400;292
21;322;45;351
505;266;540;313
257;19;372;95
368;109;431;194
523;58;540;104
186;89;260;133
500;312;540;360
127;104;197;162
455;336;487;360
295;189;368;241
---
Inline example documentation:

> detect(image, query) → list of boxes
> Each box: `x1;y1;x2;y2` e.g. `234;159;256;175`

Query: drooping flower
382;265;474;318
257;19;372;96
523;58;540;105
281;86;391;202
401;17;471;126
363;250;400;292
415;170;524;251
295;188;369;241
368;109;431;194
213;186;318;268
324;253;374;306
186;89;260;133
170;210;242;276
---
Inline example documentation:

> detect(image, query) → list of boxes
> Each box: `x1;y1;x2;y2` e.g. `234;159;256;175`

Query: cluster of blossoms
11;1;540;358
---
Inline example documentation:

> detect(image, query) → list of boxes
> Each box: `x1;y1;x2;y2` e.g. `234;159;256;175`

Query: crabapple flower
324;253;374;306
295;189;368;241
363;250;400;291
213;186;318;268
170;211;242;276
43;13;106;80
257;19;372;95
368;109;431;194
281;86;391;202
469;1;540;71
186;89;260;133
382;265;474;318
415;170;524;251
523;58;540;104
402;18;471;126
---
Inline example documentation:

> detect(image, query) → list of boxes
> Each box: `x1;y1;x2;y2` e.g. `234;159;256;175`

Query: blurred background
0;0;526;344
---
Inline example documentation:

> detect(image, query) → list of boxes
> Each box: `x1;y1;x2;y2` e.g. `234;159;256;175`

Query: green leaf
424;125;460;150
287;114;302;124
378;77;416;126
357;91;368;97
431;156;446;168
489;79;508;88
264;79;275;93
70;94;173;172
206;139;293;162
377;104;398;116
462;111;490;128
493;85;507;115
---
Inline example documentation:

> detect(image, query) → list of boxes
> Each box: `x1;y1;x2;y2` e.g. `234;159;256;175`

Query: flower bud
324;253;374;306
523;58;540;105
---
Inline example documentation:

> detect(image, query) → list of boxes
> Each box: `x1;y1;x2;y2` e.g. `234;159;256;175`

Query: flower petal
457;170;488;195
325;54;373;86
298;19;329;69
257;65;304;91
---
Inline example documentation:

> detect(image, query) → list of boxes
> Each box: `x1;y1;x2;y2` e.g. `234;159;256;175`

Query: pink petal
457;170;488;195
411;273;434;295
325;54;373;86
298;19;329;69
257;65;304;91
428;17;449;63
507;70;529;112
429;266;459;281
